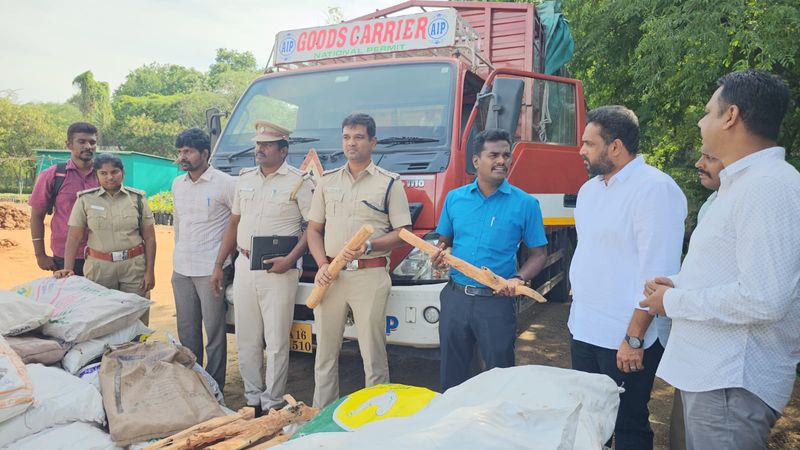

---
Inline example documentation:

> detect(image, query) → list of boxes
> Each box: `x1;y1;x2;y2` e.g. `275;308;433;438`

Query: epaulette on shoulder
76;187;101;197
239;167;258;176
322;167;342;176
126;186;146;196
375;165;401;180
286;165;303;176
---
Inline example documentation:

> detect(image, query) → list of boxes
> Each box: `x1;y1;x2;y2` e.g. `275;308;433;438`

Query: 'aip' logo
428;14;449;44
279;34;296;57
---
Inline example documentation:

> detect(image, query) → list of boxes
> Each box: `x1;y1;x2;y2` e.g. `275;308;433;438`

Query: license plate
290;322;312;353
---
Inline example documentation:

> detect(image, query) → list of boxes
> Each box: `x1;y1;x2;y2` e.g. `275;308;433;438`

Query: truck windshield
216;62;455;156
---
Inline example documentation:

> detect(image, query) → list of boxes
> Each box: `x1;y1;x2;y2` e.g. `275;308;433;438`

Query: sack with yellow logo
292;383;437;438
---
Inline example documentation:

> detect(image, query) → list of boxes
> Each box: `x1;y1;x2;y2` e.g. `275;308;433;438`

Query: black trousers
439;281;516;392
570;337;664;450
53;256;85;276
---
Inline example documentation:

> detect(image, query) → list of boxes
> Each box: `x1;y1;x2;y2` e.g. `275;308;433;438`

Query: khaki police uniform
68;185;155;323
232;159;313;410
308;161;411;407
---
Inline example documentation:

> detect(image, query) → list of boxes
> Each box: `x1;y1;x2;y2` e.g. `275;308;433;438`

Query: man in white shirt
171;128;235;389
642;70;798;450
569;105;687;450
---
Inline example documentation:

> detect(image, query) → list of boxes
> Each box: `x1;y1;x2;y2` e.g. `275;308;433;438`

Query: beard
585;154;614;177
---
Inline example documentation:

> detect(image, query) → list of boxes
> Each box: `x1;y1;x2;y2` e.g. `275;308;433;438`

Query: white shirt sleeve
665;179;800;324
632;180;687;310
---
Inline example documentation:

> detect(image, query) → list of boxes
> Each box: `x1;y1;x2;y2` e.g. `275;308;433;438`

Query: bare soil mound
0;203;30;230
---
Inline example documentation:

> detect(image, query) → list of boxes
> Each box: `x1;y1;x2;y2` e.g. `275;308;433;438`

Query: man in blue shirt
432;128;548;391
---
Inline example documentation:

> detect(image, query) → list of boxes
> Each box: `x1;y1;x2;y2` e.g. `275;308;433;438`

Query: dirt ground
0;221;798;449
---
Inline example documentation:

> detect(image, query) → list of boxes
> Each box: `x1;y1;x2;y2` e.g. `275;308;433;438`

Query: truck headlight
392;237;450;281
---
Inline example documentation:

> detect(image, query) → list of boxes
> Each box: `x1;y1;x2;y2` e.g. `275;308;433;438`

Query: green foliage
208;48;258;88
114;63;207;97
114;115;183;158
0;97;64;193
564;0;800;229
69;71;114;133
147;191;174;214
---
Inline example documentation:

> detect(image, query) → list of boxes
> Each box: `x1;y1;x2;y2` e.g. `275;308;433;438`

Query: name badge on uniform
90;205;105;211
325;187;341;193
240;187;255;192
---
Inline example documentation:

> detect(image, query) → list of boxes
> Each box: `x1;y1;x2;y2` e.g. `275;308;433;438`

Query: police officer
307;113;412;408
211;120;313;416
54;153;156;324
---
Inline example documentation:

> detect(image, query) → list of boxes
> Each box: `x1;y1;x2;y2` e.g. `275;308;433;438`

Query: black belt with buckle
450;280;495;297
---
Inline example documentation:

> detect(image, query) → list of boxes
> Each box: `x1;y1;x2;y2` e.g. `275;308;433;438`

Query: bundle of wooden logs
144;396;319;450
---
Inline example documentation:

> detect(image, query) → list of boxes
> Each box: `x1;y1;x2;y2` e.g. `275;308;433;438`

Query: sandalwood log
143;407;255;450
306;224;374;308
247;433;291;450
398;228;547;303
206;403;320;450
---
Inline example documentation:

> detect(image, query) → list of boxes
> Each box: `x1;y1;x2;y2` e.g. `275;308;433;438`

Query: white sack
0;364;106;447
62;321;151;373
283;365;622;450
0;290;53;336
13;277;152;343
0;335;33;424
4;422;121;450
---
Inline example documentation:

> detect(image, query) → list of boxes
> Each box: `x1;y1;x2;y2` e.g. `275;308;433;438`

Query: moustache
697;170;710;177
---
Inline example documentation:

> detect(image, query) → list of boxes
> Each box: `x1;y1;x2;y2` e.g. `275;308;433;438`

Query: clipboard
250;235;298;271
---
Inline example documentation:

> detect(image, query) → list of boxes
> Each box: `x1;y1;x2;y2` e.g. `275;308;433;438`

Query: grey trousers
682;388;779;450
171;272;227;389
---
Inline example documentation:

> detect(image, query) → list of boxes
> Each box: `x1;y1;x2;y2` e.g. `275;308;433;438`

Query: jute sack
99;341;224;446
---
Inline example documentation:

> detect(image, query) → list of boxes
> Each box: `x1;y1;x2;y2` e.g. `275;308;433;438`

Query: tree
0;97;63;193
562;0;800;227
114;63;207;97
69;70;114;133
114;114;183;158
208;48;259;88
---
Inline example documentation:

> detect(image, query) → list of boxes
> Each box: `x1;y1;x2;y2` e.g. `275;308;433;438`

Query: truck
208;1;587;351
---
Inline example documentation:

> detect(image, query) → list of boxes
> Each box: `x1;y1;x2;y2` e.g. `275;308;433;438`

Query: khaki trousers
312;267;391;408
85;253;150;325
232;255;299;409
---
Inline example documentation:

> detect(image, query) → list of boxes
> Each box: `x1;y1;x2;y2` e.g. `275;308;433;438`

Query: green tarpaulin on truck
536;0;574;75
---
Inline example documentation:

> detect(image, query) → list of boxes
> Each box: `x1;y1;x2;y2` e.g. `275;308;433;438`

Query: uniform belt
87;244;144;262
328;256;388;271
450;280;495;297
237;246;250;259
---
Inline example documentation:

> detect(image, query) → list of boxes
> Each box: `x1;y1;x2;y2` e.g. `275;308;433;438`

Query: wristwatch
625;335;643;349
364;240;373;256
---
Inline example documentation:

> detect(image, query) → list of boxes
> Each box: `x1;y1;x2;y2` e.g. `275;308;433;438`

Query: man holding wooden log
569;106;686;450
306;113;412;408
210;120;313;416
431;128;548;392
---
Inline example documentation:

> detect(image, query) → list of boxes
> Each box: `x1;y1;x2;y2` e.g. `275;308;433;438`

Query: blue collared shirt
436;178;547;287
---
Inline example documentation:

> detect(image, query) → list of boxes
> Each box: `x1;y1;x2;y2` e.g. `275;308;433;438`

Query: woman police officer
54;153;156;324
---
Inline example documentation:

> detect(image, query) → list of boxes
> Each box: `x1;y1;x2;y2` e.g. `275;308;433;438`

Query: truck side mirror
485;78;524;137
205;107;228;152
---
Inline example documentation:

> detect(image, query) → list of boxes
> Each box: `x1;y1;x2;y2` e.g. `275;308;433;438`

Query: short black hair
93;153;124;171
586;105;640;154
342;113;376;138
716;69;789;141
67;122;98;141
474;128;512;155
175;128;211;158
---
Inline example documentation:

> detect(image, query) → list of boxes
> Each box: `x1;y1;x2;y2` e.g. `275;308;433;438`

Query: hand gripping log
305;224;374;308
398;228;547;303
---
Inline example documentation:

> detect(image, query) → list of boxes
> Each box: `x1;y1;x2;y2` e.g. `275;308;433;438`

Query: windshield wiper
226;146;254;161
288;136;320;144
376;136;440;147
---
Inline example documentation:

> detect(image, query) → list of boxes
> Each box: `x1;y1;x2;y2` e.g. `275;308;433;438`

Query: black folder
249;235;298;270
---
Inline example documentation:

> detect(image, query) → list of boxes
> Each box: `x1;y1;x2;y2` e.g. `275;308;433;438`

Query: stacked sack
0;276;152;448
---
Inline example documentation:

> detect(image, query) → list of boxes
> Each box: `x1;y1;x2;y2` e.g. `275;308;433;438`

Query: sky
0;0;403;104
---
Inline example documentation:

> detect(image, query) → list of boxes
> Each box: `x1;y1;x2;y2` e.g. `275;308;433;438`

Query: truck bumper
226;281;446;348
